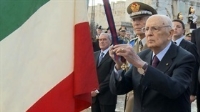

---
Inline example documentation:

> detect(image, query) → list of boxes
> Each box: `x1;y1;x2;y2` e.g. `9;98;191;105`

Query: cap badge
131;3;140;12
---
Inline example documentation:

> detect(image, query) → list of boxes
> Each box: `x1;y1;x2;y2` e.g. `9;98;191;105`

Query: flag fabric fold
0;0;98;112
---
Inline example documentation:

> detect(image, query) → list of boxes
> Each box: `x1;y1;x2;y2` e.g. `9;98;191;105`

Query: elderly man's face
145;16;172;50
99;34;111;50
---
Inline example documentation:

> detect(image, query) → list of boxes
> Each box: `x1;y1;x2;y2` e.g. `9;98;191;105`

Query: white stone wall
125;0;200;24
88;0;200;31
88;1;127;30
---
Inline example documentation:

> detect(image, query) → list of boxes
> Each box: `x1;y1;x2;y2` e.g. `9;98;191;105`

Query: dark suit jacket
191;28;200;62
179;39;199;95
110;43;195;112
92;51;117;105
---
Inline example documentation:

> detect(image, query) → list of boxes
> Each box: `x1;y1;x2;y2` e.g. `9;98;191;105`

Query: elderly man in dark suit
172;19;199;103
91;33;117;112
109;15;195;112
191;27;200;112
124;2;157;112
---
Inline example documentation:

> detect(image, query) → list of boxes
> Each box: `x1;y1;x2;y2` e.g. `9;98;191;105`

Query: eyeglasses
141;25;171;33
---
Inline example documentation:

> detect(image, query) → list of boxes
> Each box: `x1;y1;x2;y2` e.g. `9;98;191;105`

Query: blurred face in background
99;33;112;50
107;30;111;34
172;21;185;39
96;29;102;35
119;30;126;37
190;7;195;13
185;34;191;41
125;32;131;39
178;14;183;20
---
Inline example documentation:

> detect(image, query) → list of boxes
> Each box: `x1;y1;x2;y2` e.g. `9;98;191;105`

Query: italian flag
0;0;98;112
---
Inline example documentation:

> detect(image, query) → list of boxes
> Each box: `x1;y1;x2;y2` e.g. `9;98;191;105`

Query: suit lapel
142;44;178;101
95;51;101;67
141;50;152;100
156;43;177;73
98;52;109;67
144;50;153;65
179;39;187;49
142;44;178;74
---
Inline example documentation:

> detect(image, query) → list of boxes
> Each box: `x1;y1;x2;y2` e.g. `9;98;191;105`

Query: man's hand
190;95;196;103
91;91;98;97
109;45;123;70
110;44;145;68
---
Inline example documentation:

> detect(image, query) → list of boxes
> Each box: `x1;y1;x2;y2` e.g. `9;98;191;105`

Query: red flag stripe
27;22;98;112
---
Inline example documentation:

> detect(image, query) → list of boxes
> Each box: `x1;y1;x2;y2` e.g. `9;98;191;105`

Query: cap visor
130;14;151;19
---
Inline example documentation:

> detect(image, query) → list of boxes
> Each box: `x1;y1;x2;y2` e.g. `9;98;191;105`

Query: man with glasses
124;2;157;112
172;19;199;104
109;15;195;112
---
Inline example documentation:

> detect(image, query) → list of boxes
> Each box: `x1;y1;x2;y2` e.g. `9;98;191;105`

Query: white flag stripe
74;0;89;23
1;0;88;111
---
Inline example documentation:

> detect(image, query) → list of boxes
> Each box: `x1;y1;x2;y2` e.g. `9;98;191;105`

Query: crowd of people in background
90;1;200;112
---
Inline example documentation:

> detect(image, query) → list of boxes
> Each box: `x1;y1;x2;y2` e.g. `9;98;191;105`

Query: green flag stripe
0;0;49;41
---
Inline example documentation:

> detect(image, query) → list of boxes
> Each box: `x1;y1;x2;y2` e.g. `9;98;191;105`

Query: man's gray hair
99;33;112;42
150;14;173;31
161;15;173;29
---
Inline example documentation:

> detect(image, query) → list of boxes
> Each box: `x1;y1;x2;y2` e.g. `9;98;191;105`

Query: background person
191;27;200;112
172;19;199;103
91;33;117;112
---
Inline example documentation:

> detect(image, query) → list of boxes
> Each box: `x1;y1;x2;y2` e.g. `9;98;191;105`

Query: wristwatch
137;62;148;75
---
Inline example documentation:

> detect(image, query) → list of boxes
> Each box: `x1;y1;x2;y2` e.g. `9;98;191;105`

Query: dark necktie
98;52;104;65
139;40;143;52
152;55;160;67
